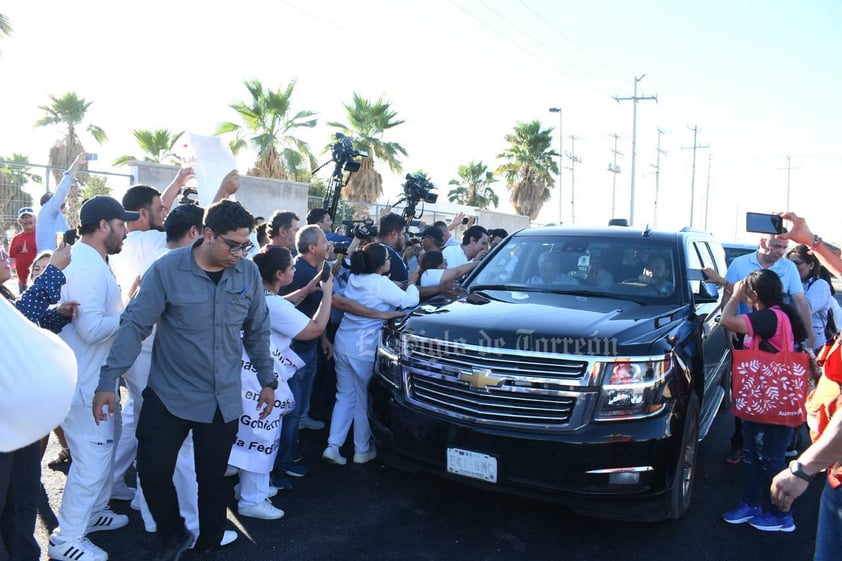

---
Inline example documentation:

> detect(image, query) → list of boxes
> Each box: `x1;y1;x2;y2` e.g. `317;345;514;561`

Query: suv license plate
446;448;498;483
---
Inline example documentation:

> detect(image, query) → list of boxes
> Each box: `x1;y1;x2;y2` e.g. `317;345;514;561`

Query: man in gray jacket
94;200;275;561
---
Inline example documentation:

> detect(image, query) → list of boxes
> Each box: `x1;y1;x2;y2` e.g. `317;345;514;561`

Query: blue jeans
741;420;793;516
274;340;317;472
814;480;842;561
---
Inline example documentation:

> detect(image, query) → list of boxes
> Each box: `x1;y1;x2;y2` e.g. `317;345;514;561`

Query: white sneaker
299;416;326;430
189;529;237;549
48;536;108;561
86;508;129;533
234;484;279;500
321;445;347;466
238;499;285;520
129;491;142;512
353;447;378;464
110;484;135;502
220;530;238;547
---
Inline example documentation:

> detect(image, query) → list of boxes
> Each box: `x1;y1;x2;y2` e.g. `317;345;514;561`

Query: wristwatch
788;460;814;482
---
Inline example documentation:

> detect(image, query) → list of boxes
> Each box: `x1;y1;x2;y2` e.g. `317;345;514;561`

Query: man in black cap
420;226;443;252
48;196;139;561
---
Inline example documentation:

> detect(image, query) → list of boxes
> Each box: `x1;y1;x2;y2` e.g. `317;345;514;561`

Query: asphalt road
35;407;822;561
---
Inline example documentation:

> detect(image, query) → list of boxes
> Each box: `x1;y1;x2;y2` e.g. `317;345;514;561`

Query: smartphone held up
746;212;786;235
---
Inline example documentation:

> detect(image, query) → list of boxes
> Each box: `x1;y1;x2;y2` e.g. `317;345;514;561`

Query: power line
681;125;710;228
651;128;666;228
606;133;623;219
613;75;658;227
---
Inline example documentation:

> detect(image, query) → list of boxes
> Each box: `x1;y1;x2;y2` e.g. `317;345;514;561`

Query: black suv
370;226;731;521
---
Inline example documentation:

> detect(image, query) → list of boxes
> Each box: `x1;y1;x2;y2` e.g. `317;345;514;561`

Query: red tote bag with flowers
731;307;809;427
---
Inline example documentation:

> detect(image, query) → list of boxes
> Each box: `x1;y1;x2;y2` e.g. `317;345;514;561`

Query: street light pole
549;107;563;224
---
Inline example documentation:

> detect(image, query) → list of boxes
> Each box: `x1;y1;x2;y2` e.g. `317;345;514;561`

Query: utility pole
607;134;623;219
566;135;582;226
704;154;712;231
549;107;563;224
613;74;658;227
681;125;709;228
650;128;666;228
777;155;799;210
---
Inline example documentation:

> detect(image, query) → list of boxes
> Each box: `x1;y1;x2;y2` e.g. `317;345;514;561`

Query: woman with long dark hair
720;268;808;532
788;244;838;352
322;243;419;466
229;247;332;520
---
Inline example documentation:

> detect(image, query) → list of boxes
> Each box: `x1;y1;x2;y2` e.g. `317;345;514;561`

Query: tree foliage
0;154;39;241
113;129;184;166
34;92;106;184
216;79;317;182
447;161;499;209
328;93;407;203
496;121;558;220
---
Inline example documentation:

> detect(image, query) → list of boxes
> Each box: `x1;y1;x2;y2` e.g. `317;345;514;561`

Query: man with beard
377;213;409;284
48;196;139;561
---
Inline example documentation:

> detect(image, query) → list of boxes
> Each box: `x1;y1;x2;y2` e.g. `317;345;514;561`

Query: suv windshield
471;235;679;302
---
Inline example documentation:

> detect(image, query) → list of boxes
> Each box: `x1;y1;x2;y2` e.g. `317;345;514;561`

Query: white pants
327;353;374;453
55;403;119;540
110;347;150;492
237;470;270;509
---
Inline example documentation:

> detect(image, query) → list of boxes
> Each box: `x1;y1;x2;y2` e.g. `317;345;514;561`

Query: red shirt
9;230;37;284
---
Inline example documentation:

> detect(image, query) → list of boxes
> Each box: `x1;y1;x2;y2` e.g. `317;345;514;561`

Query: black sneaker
154;525;193;561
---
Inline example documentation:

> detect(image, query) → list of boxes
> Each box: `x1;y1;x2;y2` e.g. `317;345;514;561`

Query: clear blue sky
2;0;840;241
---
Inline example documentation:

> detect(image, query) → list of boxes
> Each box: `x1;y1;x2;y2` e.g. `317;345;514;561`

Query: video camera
332;133;368;172
403;173;438;204
342;218;378;240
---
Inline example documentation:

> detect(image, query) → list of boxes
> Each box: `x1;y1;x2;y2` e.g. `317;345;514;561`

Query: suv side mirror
687;269;719;303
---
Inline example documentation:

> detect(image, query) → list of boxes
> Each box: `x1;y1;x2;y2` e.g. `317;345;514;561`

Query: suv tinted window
471;235;679;301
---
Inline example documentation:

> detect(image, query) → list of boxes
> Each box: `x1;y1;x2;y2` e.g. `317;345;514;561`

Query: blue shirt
36;172;73;252
725;251;803;314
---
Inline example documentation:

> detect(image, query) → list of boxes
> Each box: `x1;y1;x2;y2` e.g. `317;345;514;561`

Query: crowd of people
5;158;842;561
0;161;499;561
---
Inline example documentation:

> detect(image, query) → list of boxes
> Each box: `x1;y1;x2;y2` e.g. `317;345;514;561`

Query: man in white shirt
442;225;490;269
48;196;138;561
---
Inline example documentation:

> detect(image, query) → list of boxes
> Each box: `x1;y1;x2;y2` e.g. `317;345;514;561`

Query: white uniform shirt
334;274;419;359
442;245;469;269
59;242;124;407
420;268;445;287
109;230;167;305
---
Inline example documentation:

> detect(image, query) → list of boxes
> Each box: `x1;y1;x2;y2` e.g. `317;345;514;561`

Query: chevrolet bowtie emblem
458;368;504;390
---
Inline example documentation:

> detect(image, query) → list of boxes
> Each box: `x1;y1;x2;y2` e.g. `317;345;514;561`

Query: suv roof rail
608;218;629;227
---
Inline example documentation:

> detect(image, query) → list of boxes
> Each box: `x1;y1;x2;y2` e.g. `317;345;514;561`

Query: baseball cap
421;226;443;245
79;196;140;226
17;207;34;218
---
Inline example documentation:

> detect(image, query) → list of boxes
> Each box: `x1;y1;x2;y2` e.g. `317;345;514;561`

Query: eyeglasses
218;235;254;256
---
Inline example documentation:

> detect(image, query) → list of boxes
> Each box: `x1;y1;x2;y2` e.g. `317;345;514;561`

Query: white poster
187;133;237;208
228;337;303;474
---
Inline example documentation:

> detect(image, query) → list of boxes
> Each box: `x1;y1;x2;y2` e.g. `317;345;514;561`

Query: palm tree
447;161;499;209
328;92;407;203
216;79;317;182
0;154;39;238
496;120;558;220
34;92;107;183
113;129;184;166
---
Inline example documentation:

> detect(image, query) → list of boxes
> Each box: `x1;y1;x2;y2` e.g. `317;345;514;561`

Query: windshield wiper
468;284;523;293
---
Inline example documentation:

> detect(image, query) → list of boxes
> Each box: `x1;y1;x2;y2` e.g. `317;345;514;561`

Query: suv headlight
376;328;401;388
594;355;671;419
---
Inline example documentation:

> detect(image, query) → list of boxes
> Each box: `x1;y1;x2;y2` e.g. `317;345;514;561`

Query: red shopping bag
731;307;809;427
